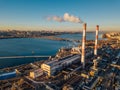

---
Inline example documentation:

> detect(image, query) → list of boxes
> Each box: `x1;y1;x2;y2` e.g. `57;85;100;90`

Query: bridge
0;55;50;59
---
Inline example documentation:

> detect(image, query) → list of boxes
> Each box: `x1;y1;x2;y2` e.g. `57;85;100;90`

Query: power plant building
30;68;43;79
0;71;16;80
41;54;80;77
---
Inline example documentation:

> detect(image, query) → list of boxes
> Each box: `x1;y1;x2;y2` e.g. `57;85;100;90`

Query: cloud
46;13;83;23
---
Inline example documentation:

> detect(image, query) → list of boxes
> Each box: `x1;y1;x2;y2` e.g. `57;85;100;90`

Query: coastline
0;59;46;73
0;35;81;42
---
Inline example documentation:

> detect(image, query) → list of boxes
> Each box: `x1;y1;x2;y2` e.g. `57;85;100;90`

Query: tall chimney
81;23;86;69
94;25;99;55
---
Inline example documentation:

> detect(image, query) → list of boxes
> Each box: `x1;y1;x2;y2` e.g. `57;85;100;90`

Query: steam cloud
47;13;83;23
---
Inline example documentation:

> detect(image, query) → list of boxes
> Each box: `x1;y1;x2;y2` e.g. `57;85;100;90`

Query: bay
0;38;68;68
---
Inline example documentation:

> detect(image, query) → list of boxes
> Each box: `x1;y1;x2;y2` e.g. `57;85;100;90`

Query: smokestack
81;23;86;69
94;25;99;55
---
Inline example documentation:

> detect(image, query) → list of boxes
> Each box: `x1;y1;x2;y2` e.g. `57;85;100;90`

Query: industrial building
0;71;16;80
41;54;80;77
29;68;43;79
71;46;81;54
83;76;100;90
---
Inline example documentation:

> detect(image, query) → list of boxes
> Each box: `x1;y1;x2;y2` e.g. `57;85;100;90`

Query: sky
0;0;120;31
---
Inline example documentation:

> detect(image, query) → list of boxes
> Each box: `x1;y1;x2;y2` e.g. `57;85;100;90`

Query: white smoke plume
47;13;83;23
64;13;83;23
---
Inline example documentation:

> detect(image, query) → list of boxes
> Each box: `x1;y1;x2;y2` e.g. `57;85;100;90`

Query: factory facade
41;54;80;77
30;68;43;79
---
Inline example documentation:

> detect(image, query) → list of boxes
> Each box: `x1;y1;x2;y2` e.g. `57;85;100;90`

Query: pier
0;55;50;59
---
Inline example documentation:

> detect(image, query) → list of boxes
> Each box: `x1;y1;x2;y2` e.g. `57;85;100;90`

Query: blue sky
0;0;120;31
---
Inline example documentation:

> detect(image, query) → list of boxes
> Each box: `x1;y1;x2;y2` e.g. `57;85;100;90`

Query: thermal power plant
81;23;87;69
94;25;99;55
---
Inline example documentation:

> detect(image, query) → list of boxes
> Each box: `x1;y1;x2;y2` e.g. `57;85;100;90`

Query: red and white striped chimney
81;23;86;69
94;25;99;55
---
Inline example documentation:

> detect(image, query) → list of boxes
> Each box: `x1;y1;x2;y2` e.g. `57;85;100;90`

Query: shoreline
0;35;81;42
0;59;46;72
